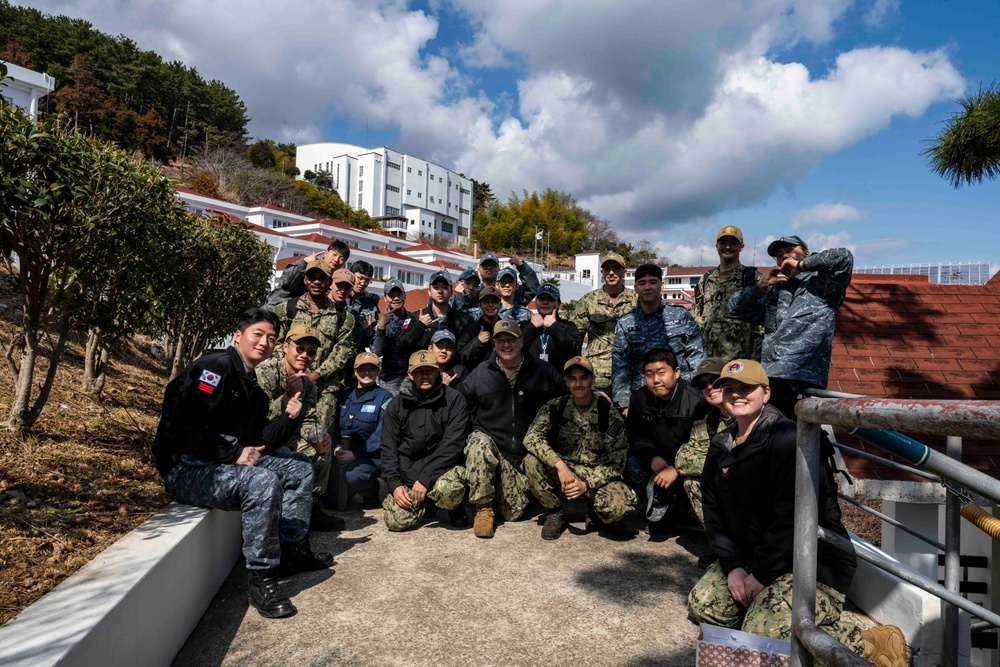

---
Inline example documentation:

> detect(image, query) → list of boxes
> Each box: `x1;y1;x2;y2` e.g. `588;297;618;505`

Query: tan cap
285;325;320;345
563;355;594;375
354;351;380;369
601;252;626;269
479;285;501;301
717;225;744;243
408;350;439;373
332;268;356;286
692;357;727;384
715;359;769;388
492;319;521;338
305;259;332;276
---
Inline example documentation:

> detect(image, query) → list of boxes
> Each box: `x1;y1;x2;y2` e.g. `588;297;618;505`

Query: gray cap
429;270;453;286
384;278;406;295
480;252;499;266
430;329;457;345
498;266;518;282
767;235;808;258
459;268;479;282
536;283;560;301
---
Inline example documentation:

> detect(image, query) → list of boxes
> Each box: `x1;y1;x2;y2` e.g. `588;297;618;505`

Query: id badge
539;353;549;362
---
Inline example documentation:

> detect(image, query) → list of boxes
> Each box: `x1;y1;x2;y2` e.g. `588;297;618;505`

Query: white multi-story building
1;60;55;119
296;143;473;243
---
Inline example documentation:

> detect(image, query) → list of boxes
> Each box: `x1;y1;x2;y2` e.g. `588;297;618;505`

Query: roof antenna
752;235;757;267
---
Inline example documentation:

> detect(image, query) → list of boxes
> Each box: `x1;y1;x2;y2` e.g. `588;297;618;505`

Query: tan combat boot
473;503;495;538
862;625;908;667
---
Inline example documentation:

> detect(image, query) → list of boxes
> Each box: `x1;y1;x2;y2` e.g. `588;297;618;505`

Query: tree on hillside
53;53;104;130
473;188;588;256
472;179;494;214
579;209;619;252
0;105;181;429
924;83;1000;188
0;37;33;68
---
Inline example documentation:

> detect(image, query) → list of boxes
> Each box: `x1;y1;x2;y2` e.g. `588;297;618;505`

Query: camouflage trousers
683;479;705;526
314;384;340;432
465;431;531;521
164;447;313;570
524;454;636;524
688;562;864;657
382;466;468;532
675;431;710;527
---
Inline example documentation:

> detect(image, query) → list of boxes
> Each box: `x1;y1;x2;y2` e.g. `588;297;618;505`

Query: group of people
151;228;906;666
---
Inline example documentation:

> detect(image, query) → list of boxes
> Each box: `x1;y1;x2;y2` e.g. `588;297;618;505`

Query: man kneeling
380;350;471;531
152;309;333;619
523;356;636;540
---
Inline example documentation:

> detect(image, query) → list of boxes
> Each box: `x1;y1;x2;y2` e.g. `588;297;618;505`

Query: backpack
693;265;757;302
282;296;347;332
546;394;623;445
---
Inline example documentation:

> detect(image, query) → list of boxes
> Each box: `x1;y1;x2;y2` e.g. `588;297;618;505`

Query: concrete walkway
174;502;711;667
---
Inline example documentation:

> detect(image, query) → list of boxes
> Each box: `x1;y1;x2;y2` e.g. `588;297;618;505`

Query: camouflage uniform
347;291;381;352
688;563;864;657
467;302;530;324
273;295;355;428
611;304;707;407
372;309;412;393
523;396;636;523
691;264;764;361
255;358;331;495
465;430;531;521
573;287;638;392
382;466;468;532
674;413;735;525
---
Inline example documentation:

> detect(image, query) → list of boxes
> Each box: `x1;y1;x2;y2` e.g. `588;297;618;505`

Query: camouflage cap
408;350;439;373
497;266;519;282
536;283;561;301
384;278;406;295
493;319;521;338
717;225;744;243
285;324;321;346
332;268;356;286
479;252;500;266
354;351;380;369
692;357;728;384
459;268;479;282
563;355;594;376
429;270;453;286
305;259;333;277
715;359;769;388
601;252;626;269
478;285;501;301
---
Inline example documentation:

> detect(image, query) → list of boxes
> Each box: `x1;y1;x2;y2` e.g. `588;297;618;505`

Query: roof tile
958;359;1000;371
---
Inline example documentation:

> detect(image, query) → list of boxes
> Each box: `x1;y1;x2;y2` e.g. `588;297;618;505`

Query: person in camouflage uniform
476;251;540;306
690;225;763;361
495;266;532;323
380;350;470;531
573;252;638;393
346;260;380;353
372;278;413;394
727;235;853;419
524;356;636;539
264;240;350;311
273;262;356;431
450;268;481;317
611;264;706;408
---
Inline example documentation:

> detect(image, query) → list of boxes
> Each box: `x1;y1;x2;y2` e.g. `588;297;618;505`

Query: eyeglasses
293;345;318;358
695;379;715;390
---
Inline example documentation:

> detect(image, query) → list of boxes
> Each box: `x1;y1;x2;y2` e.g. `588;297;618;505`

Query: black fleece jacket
701;404;856;592
626;380;709;468
396;301;470;356
520;317;583;375
380;379;470;491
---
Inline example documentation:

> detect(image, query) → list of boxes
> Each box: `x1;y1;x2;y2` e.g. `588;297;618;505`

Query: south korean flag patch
402;318;412;330
197;369;222;395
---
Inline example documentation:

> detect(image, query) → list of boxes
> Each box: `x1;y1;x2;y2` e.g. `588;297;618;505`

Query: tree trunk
168;332;187;381
8;335;37;432
82;327;110;396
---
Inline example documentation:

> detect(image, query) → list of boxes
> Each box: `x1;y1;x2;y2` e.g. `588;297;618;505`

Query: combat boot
862;625;907;667
541;508;567;540
448;505;469;528
473;503;495;538
278;536;335;576
585;507;607;533
247;568;296;618
310;504;346;532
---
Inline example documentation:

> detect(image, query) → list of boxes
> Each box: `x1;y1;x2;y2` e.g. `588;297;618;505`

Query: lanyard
540;332;550;354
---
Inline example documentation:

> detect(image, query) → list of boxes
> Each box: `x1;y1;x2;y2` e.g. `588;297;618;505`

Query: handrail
836;492;945;551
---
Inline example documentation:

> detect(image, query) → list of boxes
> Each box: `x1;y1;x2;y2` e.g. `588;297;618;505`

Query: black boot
541;508;567;540
585;507;608;533
310;503;346;532
448;506;469;528
247;569;296;618
278;536;335;576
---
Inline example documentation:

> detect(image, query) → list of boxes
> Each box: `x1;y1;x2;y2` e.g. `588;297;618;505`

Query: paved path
174;502;712;667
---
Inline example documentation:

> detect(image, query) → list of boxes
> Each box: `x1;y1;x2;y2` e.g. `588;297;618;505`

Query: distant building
855;261;992;285
0;60;55;119
295;143;473;243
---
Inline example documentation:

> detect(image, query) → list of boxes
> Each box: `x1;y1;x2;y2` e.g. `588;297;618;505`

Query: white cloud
791;202;866;229
864;0;901;28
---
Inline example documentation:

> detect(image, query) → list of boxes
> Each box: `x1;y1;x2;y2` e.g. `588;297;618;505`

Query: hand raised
285;391;303;419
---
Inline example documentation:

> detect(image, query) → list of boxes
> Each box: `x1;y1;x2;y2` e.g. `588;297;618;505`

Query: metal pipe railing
836;492;945;551
833;442;941;482
944;436;962;666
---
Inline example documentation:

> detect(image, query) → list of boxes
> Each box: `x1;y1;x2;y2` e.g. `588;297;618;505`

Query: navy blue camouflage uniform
611;304;707;407
347;292;381;352
372;309;413;394
152;346;313;571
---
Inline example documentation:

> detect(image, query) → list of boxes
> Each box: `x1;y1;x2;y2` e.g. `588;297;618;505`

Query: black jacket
701;405;856;592
263;257;308;310
626;380;708;468
397;301;470;356
457;352;567;457
380;379;470;491
521;317;583;375
457;315;498;368
152;347;297;476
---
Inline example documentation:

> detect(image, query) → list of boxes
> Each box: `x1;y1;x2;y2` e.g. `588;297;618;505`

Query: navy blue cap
536;283;561;301
429;270;453;286
430;329;457;345
767;235;808;258
384;278;406;295
479;252;499;266
459;268;479;282
498;266;518;282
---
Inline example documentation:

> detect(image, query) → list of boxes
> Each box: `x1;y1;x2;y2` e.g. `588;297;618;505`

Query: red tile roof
428;259;465;271
829;274;1000;483
259;203;303;215
404;289;431;312
370;247;427;264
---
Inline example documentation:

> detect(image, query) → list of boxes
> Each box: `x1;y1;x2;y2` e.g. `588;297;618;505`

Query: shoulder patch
402;318;412;330
197;369;221;395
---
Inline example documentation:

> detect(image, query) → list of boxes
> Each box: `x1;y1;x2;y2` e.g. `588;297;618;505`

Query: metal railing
792;396;1000;667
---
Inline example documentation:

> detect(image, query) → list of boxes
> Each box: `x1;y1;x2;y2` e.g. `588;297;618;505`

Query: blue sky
22;0;1000;272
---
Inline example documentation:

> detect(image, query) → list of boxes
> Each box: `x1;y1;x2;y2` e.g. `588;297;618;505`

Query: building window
429;196;435;203
417;193;422;198
373;266;385;280
360;166;364;177
418;170;422;176
441;221;454;234
407;166;412;173
582;269;591;279
458;227;469;237
668;278;681;285
387;184;399;193
459;208;469;215
406;189;411;195
439;177;443;183
388;161;400;170
461;187;470;194
358;195;363;207
386;206;400;215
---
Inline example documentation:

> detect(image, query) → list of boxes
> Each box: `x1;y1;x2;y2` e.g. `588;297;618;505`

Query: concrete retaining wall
0;503;241;667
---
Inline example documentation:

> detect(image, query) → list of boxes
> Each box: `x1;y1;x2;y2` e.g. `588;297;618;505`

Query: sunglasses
695;379;716;390
293;345;318;358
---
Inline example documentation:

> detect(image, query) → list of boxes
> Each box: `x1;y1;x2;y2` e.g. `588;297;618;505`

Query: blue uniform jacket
339;384;393;461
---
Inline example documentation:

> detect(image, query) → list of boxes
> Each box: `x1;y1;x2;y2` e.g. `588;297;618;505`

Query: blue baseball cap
479;252;499;266
384;278;406;295
429;270;453;286
498;266;518;282
430;329;457;345
767;235;808;258
536;283;561;301
459;268;479;282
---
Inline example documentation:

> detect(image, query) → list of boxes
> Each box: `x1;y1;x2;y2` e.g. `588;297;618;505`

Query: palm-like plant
924;82;1000;188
